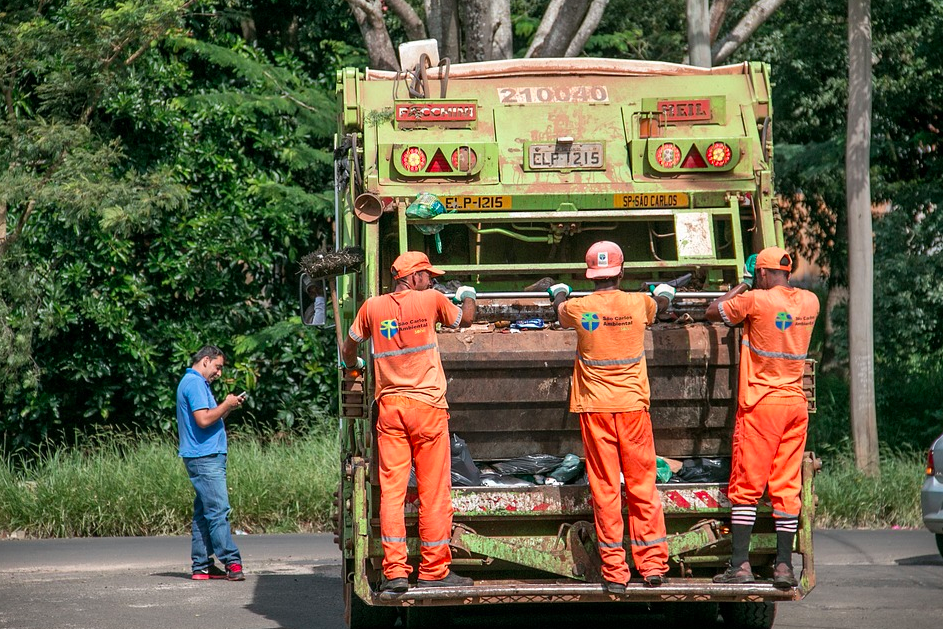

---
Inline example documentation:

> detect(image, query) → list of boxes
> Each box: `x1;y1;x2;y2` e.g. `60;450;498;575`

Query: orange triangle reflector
681;146;707;168
426;149;453;173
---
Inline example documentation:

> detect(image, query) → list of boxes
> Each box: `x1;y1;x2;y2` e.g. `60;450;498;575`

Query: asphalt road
0;530;941;629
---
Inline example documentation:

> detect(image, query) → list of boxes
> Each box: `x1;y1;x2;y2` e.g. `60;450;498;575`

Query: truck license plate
528;142;604;170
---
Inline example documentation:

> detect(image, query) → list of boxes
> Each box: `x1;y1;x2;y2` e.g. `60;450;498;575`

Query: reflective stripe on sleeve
717;302;735;327
349;327;365;343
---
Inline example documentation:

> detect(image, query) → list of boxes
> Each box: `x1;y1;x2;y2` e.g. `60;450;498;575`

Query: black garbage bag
450;433;481;487
668;457;730;483
492;454;564;476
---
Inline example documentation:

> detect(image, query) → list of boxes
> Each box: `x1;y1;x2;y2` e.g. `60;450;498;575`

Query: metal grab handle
442;291;724;300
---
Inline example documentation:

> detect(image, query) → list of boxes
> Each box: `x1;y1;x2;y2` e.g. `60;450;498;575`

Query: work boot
643;573;667;587
712;561;754;584
605;580;627;594
379;575;409;594
416;570;473;588
772;563;798;589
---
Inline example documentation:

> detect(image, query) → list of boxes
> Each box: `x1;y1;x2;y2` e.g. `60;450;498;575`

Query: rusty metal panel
440;322;738;458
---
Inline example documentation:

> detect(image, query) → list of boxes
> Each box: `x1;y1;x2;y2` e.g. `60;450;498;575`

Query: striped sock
775;517;799;565
730;505;757;566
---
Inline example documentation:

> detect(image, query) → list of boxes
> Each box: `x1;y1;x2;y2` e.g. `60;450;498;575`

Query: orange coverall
349;289;463;581
717;285;819;519
558;290;669;583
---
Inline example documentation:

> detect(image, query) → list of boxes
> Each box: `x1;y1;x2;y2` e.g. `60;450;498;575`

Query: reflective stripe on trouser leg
376;396;453;582
728;397;808;517
580;413;630;585
614;410;669;578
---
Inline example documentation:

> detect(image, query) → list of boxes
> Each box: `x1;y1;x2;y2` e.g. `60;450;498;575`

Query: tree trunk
346;0;400;71
526;0;589;58
386;0;426;42
564;0;609;57
709;0;735;43
711;0;788;65
846;0;878;476
491;0;513;60
687;0;711;67
425;0;460;61
459;0;492;62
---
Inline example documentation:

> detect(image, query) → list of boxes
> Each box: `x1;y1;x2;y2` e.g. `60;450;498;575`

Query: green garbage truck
313;51;818;629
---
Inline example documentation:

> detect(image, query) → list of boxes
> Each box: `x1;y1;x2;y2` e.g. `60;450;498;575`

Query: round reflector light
401;147;427;173
654;143;681;168
706;142;732;167
451;147;478;171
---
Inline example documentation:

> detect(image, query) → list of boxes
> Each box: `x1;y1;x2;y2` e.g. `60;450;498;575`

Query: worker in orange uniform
549;241;674;593
341;251;477;595
706;246;819;589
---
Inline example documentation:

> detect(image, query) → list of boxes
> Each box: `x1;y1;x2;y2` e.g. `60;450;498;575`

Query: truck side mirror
299;273;326;327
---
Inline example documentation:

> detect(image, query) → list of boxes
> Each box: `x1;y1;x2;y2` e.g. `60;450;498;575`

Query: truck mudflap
347;454;818;608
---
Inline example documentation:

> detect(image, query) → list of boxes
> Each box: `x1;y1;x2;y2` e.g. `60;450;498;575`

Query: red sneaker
226;563;245;581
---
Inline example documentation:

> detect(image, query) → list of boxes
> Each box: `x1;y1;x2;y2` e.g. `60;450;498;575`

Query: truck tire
661;601;719;627
935;534;943;558
719;601;776;629
344;582;399;629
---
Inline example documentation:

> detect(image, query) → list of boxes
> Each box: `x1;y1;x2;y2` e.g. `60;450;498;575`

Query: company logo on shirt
581;312;600;331
775;312;793;331
380;319;399;338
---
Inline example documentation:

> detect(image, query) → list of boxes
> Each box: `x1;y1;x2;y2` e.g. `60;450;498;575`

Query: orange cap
755;246;793;272
585;241;624;279
391;251;445;280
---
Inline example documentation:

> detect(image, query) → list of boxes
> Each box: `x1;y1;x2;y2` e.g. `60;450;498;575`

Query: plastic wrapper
492;454;564;476
655;456;673;483
480;474;535;487
667;457;730;483
450;433;481;487
510;318;546;330
405;192;453;253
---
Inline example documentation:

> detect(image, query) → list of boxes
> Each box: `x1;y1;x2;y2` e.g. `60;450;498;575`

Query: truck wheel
719;601;776;629
935;534;943;558
661;601;719;627
405;606;453;629
344;582;399;629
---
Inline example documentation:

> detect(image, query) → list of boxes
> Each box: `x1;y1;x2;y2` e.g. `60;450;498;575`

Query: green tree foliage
0;1;342;449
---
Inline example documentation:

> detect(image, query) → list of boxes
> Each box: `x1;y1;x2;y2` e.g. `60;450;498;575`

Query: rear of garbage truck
324;53;817;629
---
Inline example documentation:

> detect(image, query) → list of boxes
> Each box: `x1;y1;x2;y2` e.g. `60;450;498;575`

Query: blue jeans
183;454;241;571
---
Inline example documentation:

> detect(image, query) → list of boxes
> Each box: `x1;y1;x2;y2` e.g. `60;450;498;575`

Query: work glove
547;283;571;301
743;253;758;288
651;283;676;303
343;356;365;371
452;285;477;303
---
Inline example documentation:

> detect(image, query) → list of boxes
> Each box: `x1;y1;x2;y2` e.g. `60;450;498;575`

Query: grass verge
0;433;926;537
0;429;339;538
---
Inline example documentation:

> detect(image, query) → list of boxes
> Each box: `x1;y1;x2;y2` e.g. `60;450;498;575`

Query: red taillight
451;147;478;171
401;147;426;173
928;449;935;476
681;146;707;169
706;142;732;167
655;143;681;168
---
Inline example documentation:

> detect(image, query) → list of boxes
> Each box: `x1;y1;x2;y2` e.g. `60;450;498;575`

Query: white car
920;432;943;557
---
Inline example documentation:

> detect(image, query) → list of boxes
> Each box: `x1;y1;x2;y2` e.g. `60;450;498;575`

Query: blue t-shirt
176;368;227;458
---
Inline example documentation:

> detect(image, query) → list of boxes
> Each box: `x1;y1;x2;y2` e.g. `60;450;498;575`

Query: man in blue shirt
176;345;246;581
